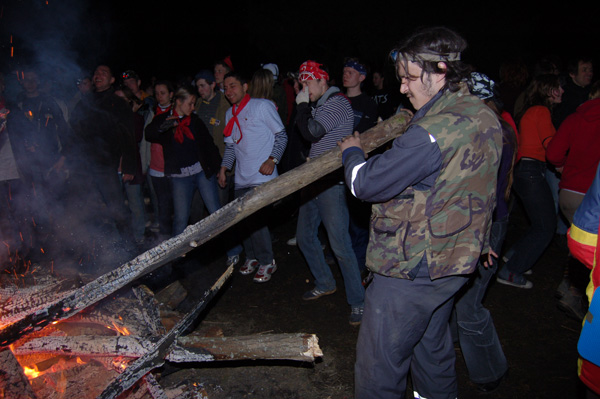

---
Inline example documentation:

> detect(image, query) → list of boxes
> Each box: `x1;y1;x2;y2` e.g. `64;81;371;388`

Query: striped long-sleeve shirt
305;87;354;158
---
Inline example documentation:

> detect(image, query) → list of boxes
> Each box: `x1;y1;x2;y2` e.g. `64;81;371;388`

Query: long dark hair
515;74;561;124
391;26;471;93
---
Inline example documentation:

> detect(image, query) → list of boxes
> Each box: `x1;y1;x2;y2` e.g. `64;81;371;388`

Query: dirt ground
145;197;588;399
2;191;588;398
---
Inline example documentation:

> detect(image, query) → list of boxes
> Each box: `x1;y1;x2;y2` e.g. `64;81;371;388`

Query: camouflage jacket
343;84;502;279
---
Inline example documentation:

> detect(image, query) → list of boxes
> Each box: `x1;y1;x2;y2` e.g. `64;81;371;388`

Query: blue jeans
545;167;569;234
171;171;222;236
296;183;364;307
235;187;272;265
150;175;173;236
454;216;509;384
122;180;146;241
146;174;160;225
355;257;468;399
504;160;556;275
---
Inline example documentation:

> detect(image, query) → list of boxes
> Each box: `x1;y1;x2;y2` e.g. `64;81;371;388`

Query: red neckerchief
155;104;171;115
223;94;250;144
172;109;194;144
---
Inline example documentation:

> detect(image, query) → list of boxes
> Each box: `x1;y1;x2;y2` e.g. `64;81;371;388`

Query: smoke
1;0;114;99
0;0;140;279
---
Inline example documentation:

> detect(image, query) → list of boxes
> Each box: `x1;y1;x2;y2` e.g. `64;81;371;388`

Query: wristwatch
269;156;279;164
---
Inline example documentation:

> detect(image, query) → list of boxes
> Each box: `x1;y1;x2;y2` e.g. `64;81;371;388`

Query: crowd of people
0;25;599;398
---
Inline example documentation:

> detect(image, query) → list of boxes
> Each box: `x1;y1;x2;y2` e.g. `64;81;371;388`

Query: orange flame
110;321;130;336
23;365;41;379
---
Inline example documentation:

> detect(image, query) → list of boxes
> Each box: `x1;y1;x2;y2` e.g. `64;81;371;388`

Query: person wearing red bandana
218;72;287;283
294;60;365;326
145;86;222;237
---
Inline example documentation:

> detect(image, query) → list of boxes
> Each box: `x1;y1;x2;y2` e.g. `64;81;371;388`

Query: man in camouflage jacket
339;27;502;399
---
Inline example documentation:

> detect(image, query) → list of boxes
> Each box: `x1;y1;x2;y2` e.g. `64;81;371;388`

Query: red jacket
547;98;600;194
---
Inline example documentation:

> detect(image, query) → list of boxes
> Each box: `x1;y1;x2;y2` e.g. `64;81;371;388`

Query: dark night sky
1;0;599;89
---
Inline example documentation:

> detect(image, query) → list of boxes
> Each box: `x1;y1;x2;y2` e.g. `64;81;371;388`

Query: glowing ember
23;365;41;379
109;321;130;336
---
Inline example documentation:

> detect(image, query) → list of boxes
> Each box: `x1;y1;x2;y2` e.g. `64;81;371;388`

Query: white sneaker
286;237;297;246
239;259;258;275
253;260;277;283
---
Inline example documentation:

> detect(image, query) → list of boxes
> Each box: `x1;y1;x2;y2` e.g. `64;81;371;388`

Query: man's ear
435;62;448;83
242;83;249;93
110;77;116;85
359;74;366;83
437;62;447;73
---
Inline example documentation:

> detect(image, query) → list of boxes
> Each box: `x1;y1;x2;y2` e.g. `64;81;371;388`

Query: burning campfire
0;253;322;399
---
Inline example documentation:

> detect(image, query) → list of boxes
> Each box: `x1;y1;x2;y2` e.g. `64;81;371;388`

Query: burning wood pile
1;263;323;398
0;112;411;398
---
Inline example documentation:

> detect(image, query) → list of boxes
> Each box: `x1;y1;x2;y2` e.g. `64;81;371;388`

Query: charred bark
0;348;38;399
98;264;233;399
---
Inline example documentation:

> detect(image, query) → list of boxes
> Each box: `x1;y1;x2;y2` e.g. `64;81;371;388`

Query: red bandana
299;60;329;82
223;93;250;144
172;110;194;144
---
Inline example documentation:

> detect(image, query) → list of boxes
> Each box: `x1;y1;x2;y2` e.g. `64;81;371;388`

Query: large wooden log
176;333;323;362
14;333;322;363
0;111;413;347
